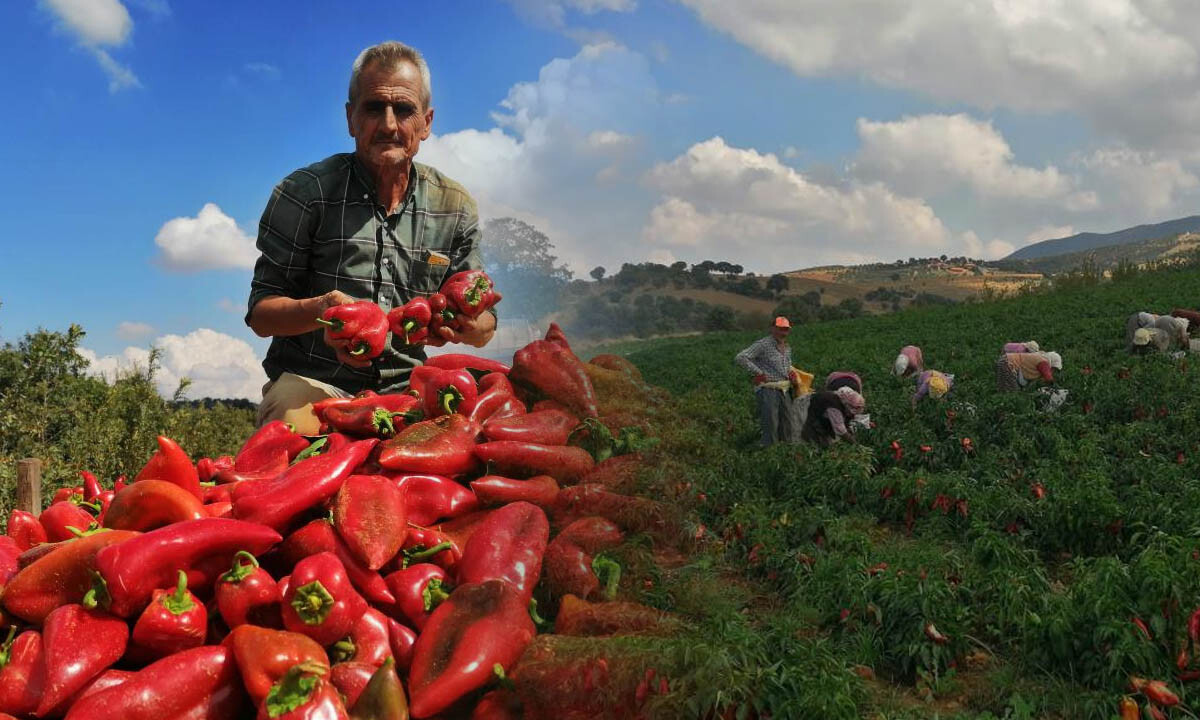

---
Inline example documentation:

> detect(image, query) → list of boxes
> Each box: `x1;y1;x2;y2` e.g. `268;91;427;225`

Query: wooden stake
16;458;42;514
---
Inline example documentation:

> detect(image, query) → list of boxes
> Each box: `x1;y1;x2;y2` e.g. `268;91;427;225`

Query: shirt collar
351;154;420;213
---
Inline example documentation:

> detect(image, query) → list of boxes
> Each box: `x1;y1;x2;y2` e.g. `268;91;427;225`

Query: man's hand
431;311;497;348
751;374;768;386
315;290;373;368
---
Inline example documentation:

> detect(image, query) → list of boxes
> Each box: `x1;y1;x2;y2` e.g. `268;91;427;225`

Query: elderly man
735;316;797;446
246;41;496;433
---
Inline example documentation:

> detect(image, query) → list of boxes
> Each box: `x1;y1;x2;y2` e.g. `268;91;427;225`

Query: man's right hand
315;291;375;368
752;374;768;386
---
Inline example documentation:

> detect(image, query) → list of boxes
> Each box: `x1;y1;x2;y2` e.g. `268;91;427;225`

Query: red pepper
260;662;349;720
425;353;511;375
330;662;376;710
217;550;282;628
39;501;97;542
0;628;43;715
1118;696;1139;720
279;520;396;606
1031;483;1046;500
510;329;599;419
410;366;479;418
387;619;416;672
0;537;19;588
90;517;282;617
470;690;521;720
456;502;549;603
51;486;85;505
543;537;620;601
1133;616;1153;641
134;435;202;500
408;580;535;717
482;409;578;446
377;414;482;476
554;594;676;637
316;300;390;359
197;454;235;482
470;474;560;509
1144;680;1180;707
330;608;393;668
232;438;378;532
890;440;903;462
388;297;434;345
130;570;207;659
64;645;245;720
81;471;103;502
474;441;595;483
224;625;330;707
333;475;409;570
237;421;312;473
204;483;234;504
559;516;624;553
385;563;451;631
468;384;525;426
37;603;129;716
440;270;501;319
1;529;137;625
391;474;480;526
101;479;206;531
479;371;514;394
324;406;406;439
282;552;369;646
398;527;463;572
347;657;408;720
6;509;47;551
923;622;949;645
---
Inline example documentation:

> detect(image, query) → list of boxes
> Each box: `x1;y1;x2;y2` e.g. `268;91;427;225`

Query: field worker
801;389;861;447
1172;308;1200;331
912;370;954;407
736;316;796;446
825;371;863;395
1125;312;1158;351
1154;315;1190;347
246;42;496;434
1002;341;1039;353
1130;327;1171;354
892;345;924;378
995;351;1062;392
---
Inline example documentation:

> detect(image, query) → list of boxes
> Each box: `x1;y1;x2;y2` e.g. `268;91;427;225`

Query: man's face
772;325;790;341
346;60;434;175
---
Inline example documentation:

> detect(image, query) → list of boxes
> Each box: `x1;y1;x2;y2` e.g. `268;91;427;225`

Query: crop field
604;263;1200;718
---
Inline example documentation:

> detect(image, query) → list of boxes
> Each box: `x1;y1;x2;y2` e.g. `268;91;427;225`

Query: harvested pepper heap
0;323;689;719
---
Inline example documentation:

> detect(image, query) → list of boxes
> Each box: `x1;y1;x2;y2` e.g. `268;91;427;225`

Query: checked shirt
247;153;483;393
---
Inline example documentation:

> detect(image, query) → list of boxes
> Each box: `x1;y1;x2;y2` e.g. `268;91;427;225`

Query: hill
995;231;1200;275
1005;215;1200;260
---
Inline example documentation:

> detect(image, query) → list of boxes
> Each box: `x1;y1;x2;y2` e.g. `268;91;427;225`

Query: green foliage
481;217;574;320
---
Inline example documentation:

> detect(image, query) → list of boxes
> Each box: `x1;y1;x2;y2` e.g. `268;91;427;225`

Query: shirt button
362;193;368;199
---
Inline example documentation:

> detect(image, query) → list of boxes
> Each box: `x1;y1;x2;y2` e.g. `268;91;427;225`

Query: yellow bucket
790;367;814;395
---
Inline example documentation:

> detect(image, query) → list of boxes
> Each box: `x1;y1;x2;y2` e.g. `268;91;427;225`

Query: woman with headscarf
912;370;954;407
1002;341;1039;353
892;345;924;378
825;371;863;395
1154;315;1190;348
996;351;1062;392
801;388;864;447
1130;326;1172;354
1125;312;1159;351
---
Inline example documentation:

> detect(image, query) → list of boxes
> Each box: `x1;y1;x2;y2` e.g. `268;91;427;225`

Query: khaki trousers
257;372;353;435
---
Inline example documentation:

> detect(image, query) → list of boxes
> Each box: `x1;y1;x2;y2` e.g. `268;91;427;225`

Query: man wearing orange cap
735;316;796;446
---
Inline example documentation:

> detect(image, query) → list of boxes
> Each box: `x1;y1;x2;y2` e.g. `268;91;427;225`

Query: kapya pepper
39;501;97;543
407;580;535;718
330;662;377;711
216;551;282;628
63;645;244;720
2;529;138;625
259;662;349;720
80;471;103;502
468;384;526;426
134;435;202;500
470;475;560;509
223;625;330;707
410;366;478;419
509;325;598;419
37;603;129;716
280;520;396;605
236;421;312;473
324;406;403;439
440;270;501;320
424;353;511;375
0;628;43;716
316;301;390;360
377;415;482;476
387;619;416;672
6;509;47;551
282;552;369;646
101;479;205;531
390;474;480;526
553;594;678;637
333;474;409;571
455;501;549;603
348;657;408;720
197;454;235;482
89;517;282;617
482;409;579;446
130;570;207;659
384;563;451;631
388;297;434;346
330;608;393;668
543;537;620;602
0;538;17;588
473;441;595;483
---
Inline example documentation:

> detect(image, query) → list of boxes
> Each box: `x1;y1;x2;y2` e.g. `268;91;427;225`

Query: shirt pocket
409;258;449;294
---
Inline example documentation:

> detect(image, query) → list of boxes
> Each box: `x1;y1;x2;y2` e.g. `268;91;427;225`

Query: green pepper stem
0;627;17;667
314;317;342;332
292;580;335;625
422;577;451;612
528;597;547;627
403;541;453;566
163;569;195;615
349;343;369;356
221;550;260;584
593;555;622;601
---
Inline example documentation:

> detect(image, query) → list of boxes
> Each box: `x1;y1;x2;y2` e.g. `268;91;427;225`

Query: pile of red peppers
0;324;685;719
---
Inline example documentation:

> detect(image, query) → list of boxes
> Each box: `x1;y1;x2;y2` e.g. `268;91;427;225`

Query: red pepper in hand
391;474;480;526
0;628;44;715
260;662;349;720
441;270;501;320
217;550;282;628
130;570;207;659
6;509;47;551
102;479;206;531
134;435;202;500
2;529;137;625
474;441;595;483
224;625;330;707
378;414;482;476
510;325;598;419
237;421;312;473
385;563;451;631
91;517;282;617
388;297;434;346
410;366;478;418
330;608;393;668
280;520;396;606
483;408;578;446
408;580;535;718
333;475;409;570
38;603;129;716
456;502;549;603
470;474;560;508
348;657;408;720
282;552;369;646
39;501;97;543
317;301;390;360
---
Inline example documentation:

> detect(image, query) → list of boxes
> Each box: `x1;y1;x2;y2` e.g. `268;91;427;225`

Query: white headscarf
1044;351;1063;370
893;354;909;376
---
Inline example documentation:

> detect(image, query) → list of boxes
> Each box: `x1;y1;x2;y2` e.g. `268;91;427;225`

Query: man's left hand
431;311;497;348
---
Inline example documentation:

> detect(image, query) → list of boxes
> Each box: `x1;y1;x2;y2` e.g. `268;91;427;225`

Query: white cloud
154;203;258;272
960;231;1016;261
1023;225;1077;247
244;62;280;79
116;321;153;339
505;0;635;29
216;298;242;314
40;0;141;92
677;0;1200;152
853;114;1096;210
1079;147;1200;218
79;329;268;400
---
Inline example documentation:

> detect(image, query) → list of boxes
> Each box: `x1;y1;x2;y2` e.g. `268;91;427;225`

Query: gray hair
348;41;432;108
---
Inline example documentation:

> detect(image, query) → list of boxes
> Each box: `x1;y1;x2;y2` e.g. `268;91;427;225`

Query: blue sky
3;0;1199;398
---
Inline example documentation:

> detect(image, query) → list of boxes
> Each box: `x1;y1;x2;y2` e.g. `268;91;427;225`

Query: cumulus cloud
677;0;1200;151
1078;147;1200;219
79;329;268;400
505;0;635;29
115;321;153;339
853;114;1096;210
154;203;258;272
40;0;141;91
